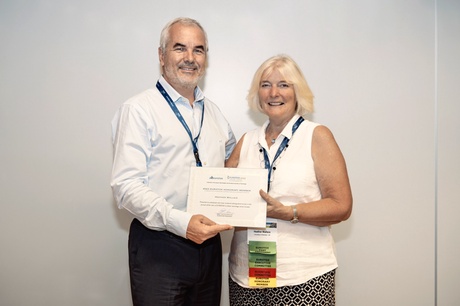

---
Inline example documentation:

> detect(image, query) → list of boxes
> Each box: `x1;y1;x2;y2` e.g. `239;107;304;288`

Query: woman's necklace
266;124;282;145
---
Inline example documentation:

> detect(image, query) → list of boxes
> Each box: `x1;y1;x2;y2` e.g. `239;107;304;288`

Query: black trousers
128;218;222;306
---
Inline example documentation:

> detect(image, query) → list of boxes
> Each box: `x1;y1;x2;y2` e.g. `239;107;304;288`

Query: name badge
247;218;277;287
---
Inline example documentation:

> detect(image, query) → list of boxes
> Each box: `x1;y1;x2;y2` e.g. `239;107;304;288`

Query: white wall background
1;1;458;305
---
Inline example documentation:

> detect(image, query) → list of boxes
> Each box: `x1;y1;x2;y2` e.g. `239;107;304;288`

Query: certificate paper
187;167;268;228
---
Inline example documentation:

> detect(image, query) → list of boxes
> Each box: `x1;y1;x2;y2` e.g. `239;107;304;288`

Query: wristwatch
290;205;299;224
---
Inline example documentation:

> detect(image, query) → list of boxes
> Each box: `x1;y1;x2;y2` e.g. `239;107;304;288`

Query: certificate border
187;167;268;228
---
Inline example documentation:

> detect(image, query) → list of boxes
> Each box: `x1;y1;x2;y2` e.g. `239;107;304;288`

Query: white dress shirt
111;77;236;238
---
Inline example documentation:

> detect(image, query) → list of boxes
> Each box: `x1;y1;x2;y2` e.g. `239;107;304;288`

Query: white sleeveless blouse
228;115;338;287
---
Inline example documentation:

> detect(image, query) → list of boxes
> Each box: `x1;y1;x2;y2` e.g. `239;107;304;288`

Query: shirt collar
281;114;301;139
258;114;301;146
158;76;205;105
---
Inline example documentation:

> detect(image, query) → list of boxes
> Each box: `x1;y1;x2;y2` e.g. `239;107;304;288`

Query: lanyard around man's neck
156;81;204;167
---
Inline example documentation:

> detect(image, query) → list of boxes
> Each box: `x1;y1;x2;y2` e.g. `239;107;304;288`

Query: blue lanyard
261;116;304;191
156;81;204;167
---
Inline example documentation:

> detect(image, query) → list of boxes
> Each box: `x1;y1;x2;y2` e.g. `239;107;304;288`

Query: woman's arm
263;125;352;226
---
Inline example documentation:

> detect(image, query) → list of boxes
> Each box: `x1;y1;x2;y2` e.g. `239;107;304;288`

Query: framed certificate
187;167;268;228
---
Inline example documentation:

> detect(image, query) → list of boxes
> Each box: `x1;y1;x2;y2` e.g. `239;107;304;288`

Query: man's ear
158;47;164;67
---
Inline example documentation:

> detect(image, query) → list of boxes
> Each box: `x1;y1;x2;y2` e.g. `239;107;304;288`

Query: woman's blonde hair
247;55;314;115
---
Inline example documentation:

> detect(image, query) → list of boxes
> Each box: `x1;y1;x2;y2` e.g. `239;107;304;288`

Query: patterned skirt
229;269;336;306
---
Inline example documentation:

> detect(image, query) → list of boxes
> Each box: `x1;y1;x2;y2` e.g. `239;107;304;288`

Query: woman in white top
226;55;352;306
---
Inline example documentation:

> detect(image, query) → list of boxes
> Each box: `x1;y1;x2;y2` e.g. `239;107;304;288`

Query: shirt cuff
167;209;193;239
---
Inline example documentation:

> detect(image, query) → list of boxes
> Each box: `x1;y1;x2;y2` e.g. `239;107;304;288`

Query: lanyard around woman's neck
156;81;204;167
261;116;304;191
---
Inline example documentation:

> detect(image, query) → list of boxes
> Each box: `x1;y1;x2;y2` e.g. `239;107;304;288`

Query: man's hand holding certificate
187;167;268;228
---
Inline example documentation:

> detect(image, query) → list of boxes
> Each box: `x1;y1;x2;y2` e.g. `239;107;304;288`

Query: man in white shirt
111;17;236;306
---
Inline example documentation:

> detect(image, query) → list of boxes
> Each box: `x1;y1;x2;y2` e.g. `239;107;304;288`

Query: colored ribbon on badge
248;221;277;287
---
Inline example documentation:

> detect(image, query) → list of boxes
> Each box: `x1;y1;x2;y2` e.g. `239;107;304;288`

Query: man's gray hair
159;17;208;53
